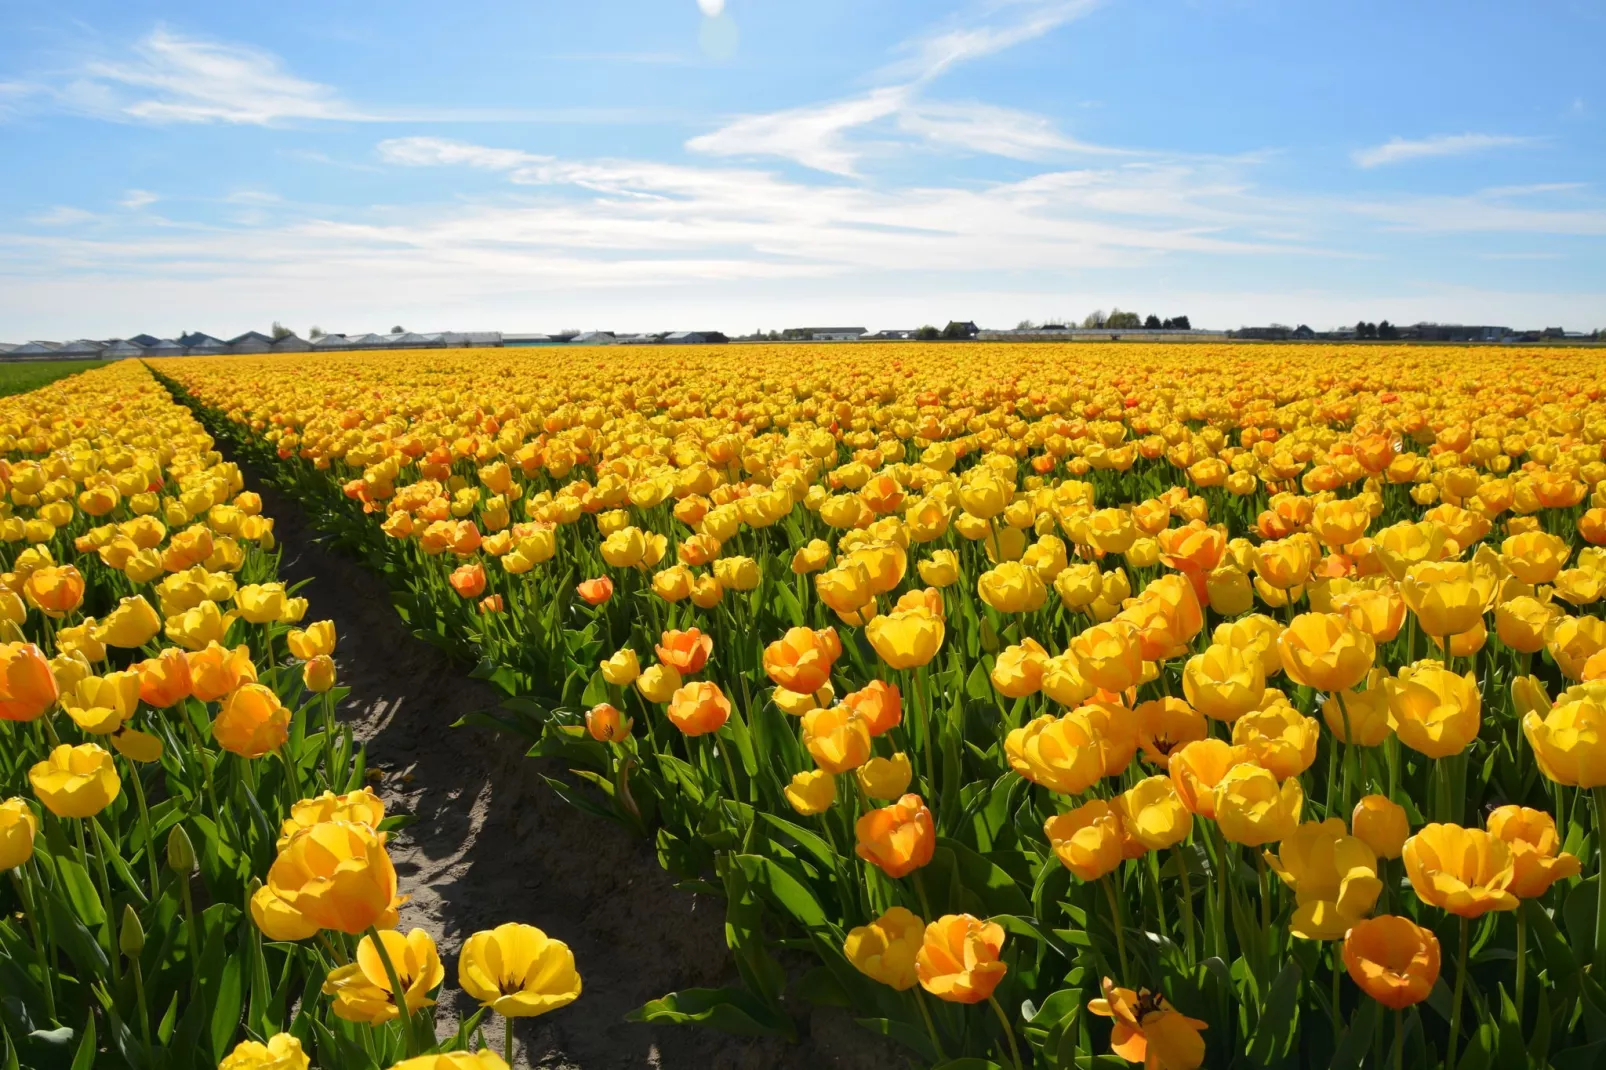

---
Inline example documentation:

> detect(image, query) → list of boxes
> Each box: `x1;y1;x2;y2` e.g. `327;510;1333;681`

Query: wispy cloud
1352;133;1536;168
120;189;160;210
687;0;1110;174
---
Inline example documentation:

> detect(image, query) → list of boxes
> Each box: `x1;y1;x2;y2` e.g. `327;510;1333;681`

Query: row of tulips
0;363;582;1070
157;342;1606;1069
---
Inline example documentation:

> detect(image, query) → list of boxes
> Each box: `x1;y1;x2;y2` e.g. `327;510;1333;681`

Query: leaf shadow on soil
242;469;890;1070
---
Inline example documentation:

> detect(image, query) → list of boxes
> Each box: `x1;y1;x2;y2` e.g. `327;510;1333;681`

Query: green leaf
68;1012;94;1070
1328;996;1380;1070
211;949;245;1060
733;854;829;931
1245;959;1302;1066
54;856;105;928
792;967;852;1009
757;812;839;872
539;773;622;825
936;837;1031;917
626;988;796;1040
854;1018;936;1062
931;1060;1005;1070
1457;1021;1496;1070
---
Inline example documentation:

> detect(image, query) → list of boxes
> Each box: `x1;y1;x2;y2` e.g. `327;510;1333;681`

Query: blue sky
1;0;1602;339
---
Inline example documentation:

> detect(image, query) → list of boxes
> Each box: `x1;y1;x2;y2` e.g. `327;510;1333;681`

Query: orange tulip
576;577;614;605
855;793;935;878
842;679;902;736
1342;915;1440;1009
1402;824;1518;918
1088;977;1208;1070
916;914;1007;1004
762;627;841;693
187;642;258;703
665;681;731;737
656;629;713;674
0;643;59;722
213;683;292;758
449;563;487;599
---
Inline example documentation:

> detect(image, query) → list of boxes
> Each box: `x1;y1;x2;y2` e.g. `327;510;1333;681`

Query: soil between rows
231;455;891;1068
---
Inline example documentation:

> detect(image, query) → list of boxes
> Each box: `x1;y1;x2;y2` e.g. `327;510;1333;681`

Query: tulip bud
120;903;145;958
167;823;196;874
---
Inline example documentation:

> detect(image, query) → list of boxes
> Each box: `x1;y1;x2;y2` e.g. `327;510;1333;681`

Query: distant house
1411;323;1509;343
143;339;187;358
53;339;108;358
183;333;230;355
663;331;728;344
1292;325;1316;340
0;343;17;355
311;334;352;349
945;321;980;339
101;339;149;357
130;334;163;347
228;331;276;354
1232;326;1292;341
784;327;866;341
503;333;552;347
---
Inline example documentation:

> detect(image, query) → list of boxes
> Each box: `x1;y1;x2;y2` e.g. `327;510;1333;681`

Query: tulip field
3;342;1606;1070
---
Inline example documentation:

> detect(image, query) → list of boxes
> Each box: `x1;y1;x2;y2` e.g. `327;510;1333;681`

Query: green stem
77;818;122;986
1101;874;1130;979
9;869;56;1024
366;926;418;1057
1515;908;1527;1024
988;994;1024;1070
1596;788;1606;972
1176;844;1196;962
504;1014;514;1067
127;759;161;895
913;870;934;920
915;664;937;797
1448;915;1469;1070
913;988;948;1063
1394;1007;1404;1070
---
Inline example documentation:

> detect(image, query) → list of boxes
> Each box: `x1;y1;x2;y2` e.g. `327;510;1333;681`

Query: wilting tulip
1133;697;1207;769
323;928;444;1024
1264;818;1382;940
802;705;872;774
857;753;913;800
268;821;400;934
186;642;256;702
1231;704;1319;780
1116;776;1192;851
1182;643;1264;723
1044;799;1123;881
917;914;1007;1004
1213;763;1303;845
0;797;39;871
29;742;120;818
214;684;291;758
458;922;582;1018
218;1034;311;1070
1005;712;1105;794
1486;805;1581;898
1402;824;1518;917
1385;660;1481;758
866;608;945;669
842;679;902;736
1169;739;1247;818
855;793;935;878
585;702;632;742
666;680;732;736
1524;681;1606;787
1278;612;1375;692
0;643;60;721
785;769;837;816
1343;915;1440;1009
1351;795;1409;860
844;906;924;991
656;629;713;674
1088;977;1208;1070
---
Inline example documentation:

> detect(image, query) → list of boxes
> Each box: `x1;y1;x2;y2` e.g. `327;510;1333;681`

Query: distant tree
941;321;974;340
308;326;325;340
1106;310;1142;328
915;325;941;341
1378;320;1398;340
1016;319;1038;330
270;321;293;340
1144;314;1162;329
1081;310;1107;329
1355;321;1379;340
390;325;405;334
1168;315;1192;330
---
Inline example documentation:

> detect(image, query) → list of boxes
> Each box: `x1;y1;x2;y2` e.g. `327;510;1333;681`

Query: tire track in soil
238;468;890;1069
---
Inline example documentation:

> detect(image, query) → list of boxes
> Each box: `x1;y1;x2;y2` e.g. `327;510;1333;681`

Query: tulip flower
214;683;292;758
856;753;913;800
29;743;120;818
1213;763;1303;845
1486;805;1581;898
866;608;945;669
1115;776;1192;851
458;922;582;1018
1073;700;1142;779
0;643;59;722
802;705;872;774
635;663;682;704
1088;977;1208;1070
656;628;713;674
63;671;141;734
990;638;1048;698
1401;560;1495;639
844;906;924;991
1384;660;1481;758
576;577;613;605
22;565;85;618
0;797;39;871
977;561;1048;614
389;1054;509;1070
842;679;902;736
1352;795;1409;860
762;627;841;693
785;769;837;815
666;680;732;737
323;928;445;1023
1182;643;1265;723
303;654;337;693
267;821;401;934
585;702;632;742
219;1034;311;1070
599;647;641;687
92;594;163;648
1005;713;1105;795
855;793;935;878
185;642;256;702
1044;799;1124;881
1134;697;1207;769
1278;612;1375;692
917;914;1007;1004
1264;818;1382;940
1231;704;1319;780
1402;824;1518;918
1169;739;1248;819
1523;681;1606;787
1342;915;1440;1009
1071;621;1144;693
287;620;337;659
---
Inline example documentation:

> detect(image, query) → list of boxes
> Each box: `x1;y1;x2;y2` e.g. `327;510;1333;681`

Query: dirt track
244;468;887;1068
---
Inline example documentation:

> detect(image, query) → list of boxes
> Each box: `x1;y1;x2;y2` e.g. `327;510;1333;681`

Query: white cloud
687;0;1110;173
120;189;160;210
1352;133;1535;169
28;206;100;226
697;0;725;15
